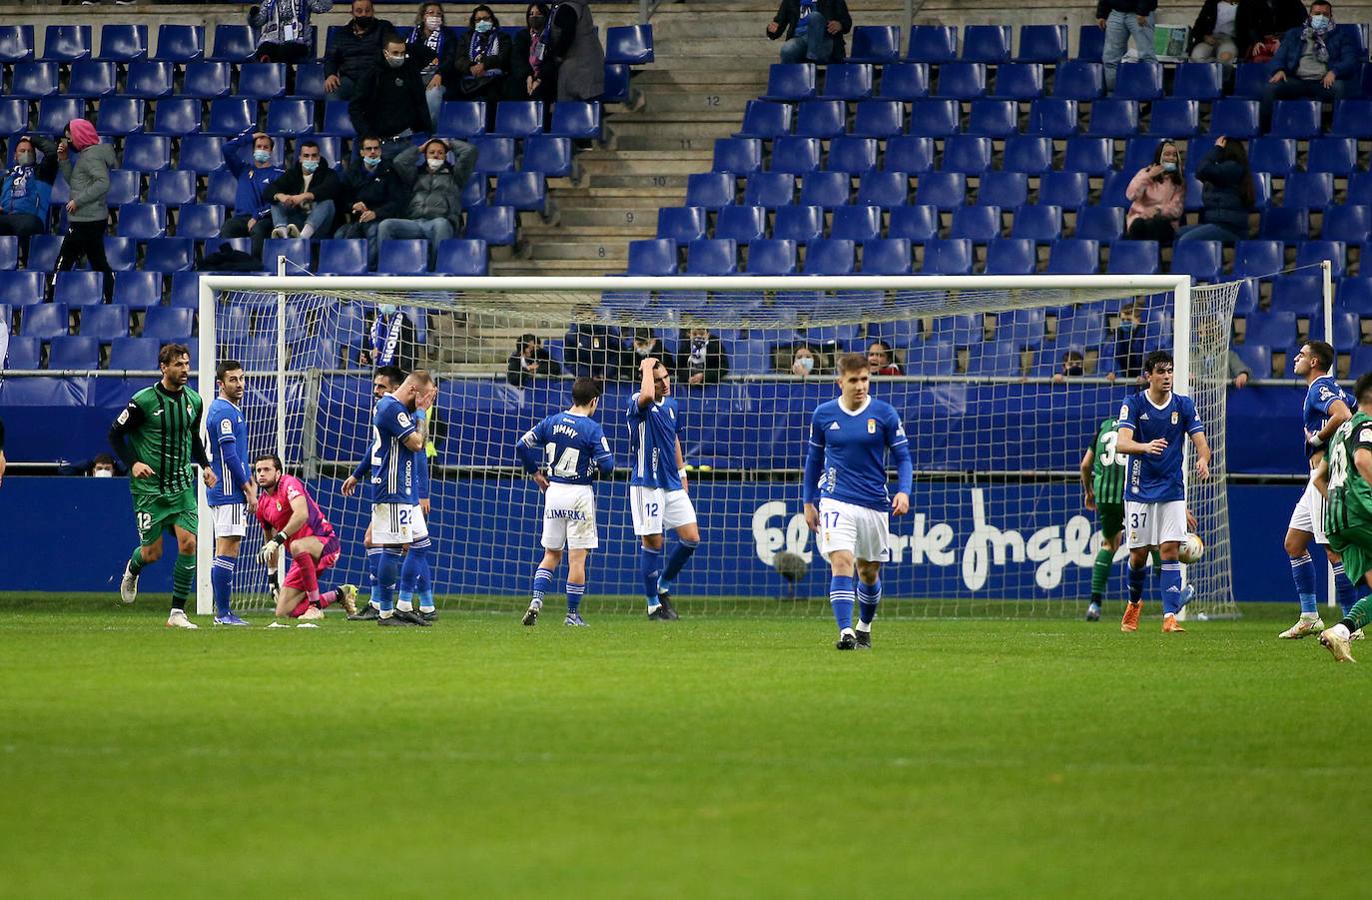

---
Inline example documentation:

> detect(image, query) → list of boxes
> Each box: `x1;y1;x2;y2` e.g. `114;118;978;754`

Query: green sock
171;552;195;611
1150;547;1162;570
1091;547;1112;600
1340;596;1372;632
128;547;147;576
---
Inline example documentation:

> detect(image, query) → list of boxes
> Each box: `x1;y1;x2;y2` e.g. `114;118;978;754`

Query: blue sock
211;555;235;617
399;538;430;611
658;537;699;593
1290;552;1317;614
1160;561;1183;615
378;549;402;613
830;575;855;631
1128;564;1146;604
1333;563;1357;617
366;547;384;609
531;566;554;607
416;565;434;611
641;546;664;608
857;578;881;625
566;582;584;614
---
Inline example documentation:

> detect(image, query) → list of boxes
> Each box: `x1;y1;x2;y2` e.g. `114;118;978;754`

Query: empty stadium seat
377;239;431;274
183;61;232;99
1107;240;1160;274
1210;99;1261;138
1002;136;1053;174
950;205;1001;242
23;303;70;340
155;24;204;63
47;335;99;370
1170;240;1222;282
1027;99;1079;138
43;25;91;62
1243;310;1296;348
908;99;960;137
548;100;601;140
1077;24;1105;60
860;238;913;275
716;205;768;243
0;271;46;306
26;235;62;272
941;136;992;174
5;336;41;368
53;271;106;307
1233;240;1285;277
142;306;194;340
438;101;487;139
433;239;488;276
907;25;958;63
850;100;904;139
773;205;824;243
209;24;256;62
471;136;516;174
803;238;855;275
152;98;203;136
0;237;15;271
522;135;575;178
882;136;934;174
855;171;910;208
68;60;117;98
745;239;797;276
921;238;973;274
1010;204;1062;242
830;205;882;242
1064;136;1113;176
877;63;929;100
112;271;163;309
685;238;738;276
105;170;142;207
935;62;987;100
1038;172;1090;208
207;98;255;136
984;238;1038;275
1272;100;1321;139
1297;240;1347;278
1332;99;1372;138
742;172;792;208
1307;137;1358;175
80;303;126;342
1017;25;1068;62
820;63;874;101
962;24;1011;62
94;97;145;137
1075;206;1125;241
315;239;369;275
1087;99;1139;137
848;25;900;63
125;60;175;99
991;63;1044;101
977;173;1028;209
1248;137;1297;174
913;171;965;209
1114;62;1163;101
1046;239;1100;274
966;100;1017;138
627;238;678;276
1259;207;1310;243
763;63;817;102
143;238;195;272
657;207;708;244
769;137;822;175
241;63;288;101
265;99;314;137
0;100;27;135
11;61;58;99
107;336;158;371
1148;99;1199;137
464;206;517;245
736;100;792;139
0;24;35;63
205;172;237;208
491;101;543;138
888;205;940;242
827;136;877;175
1323;204;1370;243
116;203;168;239
38;98;85;135
121;134;171;173
175;204;224;240
1269;275;1323;316
1281;172;1333;210
148;171;198;207
1053;61;1104;101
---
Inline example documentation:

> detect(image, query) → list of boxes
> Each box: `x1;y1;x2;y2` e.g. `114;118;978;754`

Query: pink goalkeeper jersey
255;474;338;552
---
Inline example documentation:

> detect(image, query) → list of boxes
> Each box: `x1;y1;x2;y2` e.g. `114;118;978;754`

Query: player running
1314;372;1372;662
803;352;913;650
1114;350;1211;634
205;359;258;626
253;454;357;622
110;343;217;629
1079;412;1128;621
516;377;616;627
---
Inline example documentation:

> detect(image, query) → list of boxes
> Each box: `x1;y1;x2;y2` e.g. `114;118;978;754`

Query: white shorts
817;497;891;563
1125;499;1188;549
371;501;429;545
211;503;248;538
1287;475;1329;545
630;485;697;536
542;482;599;550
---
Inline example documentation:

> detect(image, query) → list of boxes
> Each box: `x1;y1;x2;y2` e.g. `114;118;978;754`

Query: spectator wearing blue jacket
0;135;58;264
1261;1;1359;123
219;130;285;258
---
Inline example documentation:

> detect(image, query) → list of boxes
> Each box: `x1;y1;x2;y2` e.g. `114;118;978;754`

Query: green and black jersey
109;383;209;499
1090;416;1127;506
1326;411;1372;536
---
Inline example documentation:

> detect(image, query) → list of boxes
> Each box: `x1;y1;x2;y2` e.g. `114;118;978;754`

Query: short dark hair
253;453;283;470
216;359;243;382
1143;349;1174;374
383;31;407;47
360;135;382;148
837;352;868;375
93;453;115;467
1312;0;1333;11
159;343;190;367
1063;349;1085;363
571;376;602;406
1355;371;1372;405
1304;340;1336;374
867;340;892;354
375;365;406;388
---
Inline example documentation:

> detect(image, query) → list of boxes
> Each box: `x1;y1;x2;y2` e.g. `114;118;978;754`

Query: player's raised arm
637;357;658;408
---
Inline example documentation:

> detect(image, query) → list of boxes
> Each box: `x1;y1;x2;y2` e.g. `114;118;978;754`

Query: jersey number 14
545;444;582;478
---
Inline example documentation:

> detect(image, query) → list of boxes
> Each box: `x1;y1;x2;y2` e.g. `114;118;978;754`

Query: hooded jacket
392;141;477;229
58;141;119;223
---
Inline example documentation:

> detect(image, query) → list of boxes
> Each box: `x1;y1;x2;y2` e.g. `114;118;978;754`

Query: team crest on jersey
1119;404;1128;419
1171;411;1178;425
867;418;876;434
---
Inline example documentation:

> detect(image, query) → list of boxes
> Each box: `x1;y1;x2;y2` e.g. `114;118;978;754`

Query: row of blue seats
0;23;654;67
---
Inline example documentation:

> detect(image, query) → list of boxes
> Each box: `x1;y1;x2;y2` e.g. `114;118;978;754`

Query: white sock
840;627;855;637
1331;623;1351;640
379;609;393;619
855;621;872;633
397;599;413;612
648;603;661;613
1301;612;1320;621
300;224;315;239
529;598;543;610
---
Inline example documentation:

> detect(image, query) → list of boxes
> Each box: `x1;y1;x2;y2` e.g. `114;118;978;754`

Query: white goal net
195;275;1241;621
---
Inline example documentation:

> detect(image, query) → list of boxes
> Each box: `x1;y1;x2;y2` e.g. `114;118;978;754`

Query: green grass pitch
1;596;1365;898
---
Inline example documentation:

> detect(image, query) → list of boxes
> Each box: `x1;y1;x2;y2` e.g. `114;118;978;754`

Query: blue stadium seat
735;100;792;139
850;100;904;139
1053;61;1104;101
908;99;960;137
928;313;982;345
112;271;163;309
1209;98;1260;138
209;24;255;62
887;204;940;242
860;238;913;275
0;236;16;270
1086;99;1139;138
0;271;45;305
464;206;517;245
260;237;309;272
1077;24;1105;61
686;173;738;210
1114;62;1163;101
1243;310;1296;349
1314;311;1361;352
0;100;28;135
769;137;822;175
1233;240;1285;277
984;238;1038;275
240;63;288;101
315;239;369;275
1172;63;1223;100
905;340;955;375
154;24;204;63
797;171;851;208
265;99;314;137
921;238;973;274
1046;239;1100;274
148;171;197;207
317;100;354;138
68;60;117;98
5;336;41;368
26;235;62;272
1230;62;1269;98
657;207;708;244
43;25;91;62
47;335;99;370
522;135;575;178
80;304;129;340
877;63;930;100
168;270;203;306
1323;204;1370;243
1017;24;1068;62
1063;136;1113;176
1002;136;1053;174
604;24;654;64
1272;100;1321;139
1075;206;1125;241
377;239;431;274
803;238;855;275
966;100;1017;138
913;171;965;209
53;271;106;307
627;238;678;276
433;239;488;276
121;134;170;173
1231;342;1271;377
848;26;900;63
601;63;632;104
935;62;987;100
1038;171;1090;208
976;172;1028;209
1148;99;1199;137
1350;172;1372;206
1332;99;1372;138
152;98;203;136
1297;240;1347;278
292;64;326;100
991;63;1044;101
182;61;232;99
548;100;601;140
1107;240;1159;274
0;24;34;63
941;136;991;174
713;137;762;177
774;205;824;243
1010;204;1062;242
966;340;1021;376
10;61;58;98
1170;240;1222;282
468;136;513;175
1339;277;1372;314
1281;172;1333;210
826;136;877;175
1027;99;1079;138
37;98;85;134
1098;170;1133;208
820;64;874;100
142;307;194;340
179;135;226;174
906;25;958;63
830;205;882;242
742;172;793;208
101;237;136;272
882;136;934;174
125;61;175;99
143;238;195;272
23;303;70;339
1248;137;1297;175
685;238;738;276
175;204;224;240
763;63;816;102
95;97;145;137
1258;208;1309;246
437;101;487;139
716;205;768;243
795;101;846;139
950;205;1001;242
745;239;797;276
855;171;910;208
1269;275;1323;316
117;203;168;239
1307;137;1358;175
962;24;1011;62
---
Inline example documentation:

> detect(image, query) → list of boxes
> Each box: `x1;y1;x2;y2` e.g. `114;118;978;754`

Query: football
1179;532;1205;564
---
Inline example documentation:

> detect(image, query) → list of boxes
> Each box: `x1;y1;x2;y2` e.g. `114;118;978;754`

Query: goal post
194;273;1240;621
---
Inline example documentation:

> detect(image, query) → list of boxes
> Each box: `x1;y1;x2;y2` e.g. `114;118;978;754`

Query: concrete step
522;241;630;261
577;154;712;176
555;206;672;228
643;92;758;114
492;259;625;276
610;134;723;152
519;223;657;239
635;69;768;90
607;119;740;142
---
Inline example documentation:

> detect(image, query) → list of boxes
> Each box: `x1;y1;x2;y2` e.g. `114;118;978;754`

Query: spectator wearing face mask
324;0;395;101
0;134;59;265
249;0;333;65
408;3;458;127
360;303;420;371
350;33;434;163
630;328;676;375
508;3;556;104
543;0;604;101
221;130;285;258
52;118;117;304
338;135;407;267
267;140;342;240
1262;1;1358;123
444;5;512;126
683;327;729;386
1124;141;1185;245
1053;350;1087;383
790;346;819;377
382;138;478;268
90;453;117;477
506;332;564;387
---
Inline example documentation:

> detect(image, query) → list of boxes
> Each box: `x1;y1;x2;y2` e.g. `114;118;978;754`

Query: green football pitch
1;596;1364;899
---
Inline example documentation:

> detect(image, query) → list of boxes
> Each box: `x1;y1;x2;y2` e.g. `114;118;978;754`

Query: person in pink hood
1123;140;1185;245
51;118;118;302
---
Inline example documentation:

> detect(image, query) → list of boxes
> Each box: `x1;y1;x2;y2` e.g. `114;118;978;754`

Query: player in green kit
109;343;217;629
1079;415;1127;621
1315;371;1372;662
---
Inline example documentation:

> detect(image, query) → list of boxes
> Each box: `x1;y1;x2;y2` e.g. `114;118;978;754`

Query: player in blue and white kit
803;353;913;650
1281;340;1358;639
205;359;258;626
1114;350;1211;634
516;377;616;627
628;355;699;620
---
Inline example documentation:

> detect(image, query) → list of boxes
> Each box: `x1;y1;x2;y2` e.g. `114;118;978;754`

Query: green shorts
1329;525;1372;588
1097;502;1125;541
132;487;198;546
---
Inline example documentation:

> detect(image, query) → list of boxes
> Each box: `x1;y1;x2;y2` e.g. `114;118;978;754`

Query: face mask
529;15;546;30
301;159;319;173
379;304;399;316
1066;365;1084;376
426;15;443;29
15;151;33;166
386;53;406;67
1162;162;1178;173
363;154;381;167
1311;14;1331;29
797;356;815;374
475;19;494;32
93;468;114;478
253;149;271;164
352;15;374;29
426;157;444;171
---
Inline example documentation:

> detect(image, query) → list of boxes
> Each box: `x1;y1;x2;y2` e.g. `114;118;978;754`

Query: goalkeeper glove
257;533;286;566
